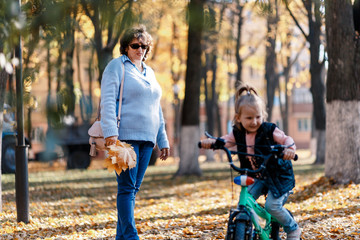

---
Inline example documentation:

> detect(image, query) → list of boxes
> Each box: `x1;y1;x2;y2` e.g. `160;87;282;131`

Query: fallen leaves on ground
1;161;359;239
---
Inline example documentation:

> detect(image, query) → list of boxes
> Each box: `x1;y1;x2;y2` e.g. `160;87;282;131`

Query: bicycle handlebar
198;132;298;174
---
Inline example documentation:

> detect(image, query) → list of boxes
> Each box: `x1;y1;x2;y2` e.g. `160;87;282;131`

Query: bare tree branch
284;0;309;41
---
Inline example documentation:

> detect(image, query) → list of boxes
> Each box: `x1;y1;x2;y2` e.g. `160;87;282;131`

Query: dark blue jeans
115;141;154;240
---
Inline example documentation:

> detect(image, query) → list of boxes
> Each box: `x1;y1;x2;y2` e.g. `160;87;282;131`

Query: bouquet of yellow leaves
104;140;137;174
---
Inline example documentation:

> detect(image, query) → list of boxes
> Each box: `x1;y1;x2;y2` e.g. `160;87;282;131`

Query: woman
100;25;170;240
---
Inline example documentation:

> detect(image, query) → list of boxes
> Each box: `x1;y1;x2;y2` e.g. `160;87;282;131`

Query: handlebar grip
198;141;217;149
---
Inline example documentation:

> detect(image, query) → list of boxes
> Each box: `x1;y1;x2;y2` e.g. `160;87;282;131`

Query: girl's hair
233;84;268;128
120;25;153;61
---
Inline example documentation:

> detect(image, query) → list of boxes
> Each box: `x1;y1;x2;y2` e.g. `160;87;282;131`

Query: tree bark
325;0;360;183
64;38;76;116
280;57;290;134
170;22;182;158
235;3;244;89
203;53;213;135
325;102;360;184
0;69;7;212
265;0;279;122
177;126;202;176
202;3;224;163
175;0;205;177
308;0;326;164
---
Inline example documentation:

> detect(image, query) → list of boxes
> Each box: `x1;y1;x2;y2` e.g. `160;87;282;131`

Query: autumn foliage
1;161;360;239
104;140;137;175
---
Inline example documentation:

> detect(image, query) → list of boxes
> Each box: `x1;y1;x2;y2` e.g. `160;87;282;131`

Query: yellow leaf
104;140;137;174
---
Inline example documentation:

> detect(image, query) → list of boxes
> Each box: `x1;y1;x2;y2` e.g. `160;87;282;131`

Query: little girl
201;85;301;240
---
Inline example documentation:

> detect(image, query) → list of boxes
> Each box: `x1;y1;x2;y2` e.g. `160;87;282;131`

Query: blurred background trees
0;0;359;183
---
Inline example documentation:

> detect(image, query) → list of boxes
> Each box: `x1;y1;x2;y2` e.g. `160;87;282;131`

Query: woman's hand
282;148;295;160
159;148;170;161
200;138;216;149
105;136;118;147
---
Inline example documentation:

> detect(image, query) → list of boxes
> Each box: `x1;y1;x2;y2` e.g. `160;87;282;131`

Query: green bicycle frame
238;185;273;240
200;132;294;239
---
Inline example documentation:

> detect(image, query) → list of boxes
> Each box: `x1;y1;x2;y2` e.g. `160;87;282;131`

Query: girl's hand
283;148;295;160
200;138;216;149
160;148;170;161
105;136;118;147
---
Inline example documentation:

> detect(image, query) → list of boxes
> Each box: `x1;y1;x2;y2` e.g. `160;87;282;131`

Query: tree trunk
177;126;202;176
280;58;290;134
203;52;220;162
63;6;78;117
97;49;113;84
175;0;205;177
326;102;360;183
235;3;244;89
170;22;182;158
202;3;223;162
286;0;326;164
265;1;279;122
314;129;326;165
76;42;91;123
204;53;213;135
88;0;133;85
212;52;222;138
64;47;76;116
325;0;360;184
308;0;326;164
0;69;7;212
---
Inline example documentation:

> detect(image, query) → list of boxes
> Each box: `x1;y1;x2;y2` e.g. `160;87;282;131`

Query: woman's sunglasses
129;43;148;50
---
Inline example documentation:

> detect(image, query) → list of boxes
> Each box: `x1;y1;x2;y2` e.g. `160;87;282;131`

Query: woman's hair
233;84;268;128
120;25;153;61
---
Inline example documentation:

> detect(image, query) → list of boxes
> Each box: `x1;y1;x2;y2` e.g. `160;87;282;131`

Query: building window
293;87;313;104
297;118;311;132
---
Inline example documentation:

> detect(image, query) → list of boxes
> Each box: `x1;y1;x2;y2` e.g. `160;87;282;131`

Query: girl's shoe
287;228;301;240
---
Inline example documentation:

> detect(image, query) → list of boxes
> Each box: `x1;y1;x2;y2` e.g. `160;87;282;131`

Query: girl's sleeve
156;105;170;150
222;132;237;149
273;127;296;150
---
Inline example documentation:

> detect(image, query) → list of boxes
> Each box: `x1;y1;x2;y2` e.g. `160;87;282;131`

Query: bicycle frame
224;146;280;239
237;182;273;239
199;132;298;240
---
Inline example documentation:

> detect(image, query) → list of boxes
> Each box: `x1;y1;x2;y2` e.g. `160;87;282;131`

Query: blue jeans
115;141;154;240
248;179;299;233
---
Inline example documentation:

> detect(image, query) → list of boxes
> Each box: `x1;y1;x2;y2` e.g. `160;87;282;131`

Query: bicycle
198;132;299;240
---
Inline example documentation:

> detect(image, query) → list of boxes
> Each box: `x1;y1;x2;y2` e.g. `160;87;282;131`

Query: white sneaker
287;228;301;240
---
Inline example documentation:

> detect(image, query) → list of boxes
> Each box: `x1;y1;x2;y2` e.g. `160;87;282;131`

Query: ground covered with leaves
1;157;360;239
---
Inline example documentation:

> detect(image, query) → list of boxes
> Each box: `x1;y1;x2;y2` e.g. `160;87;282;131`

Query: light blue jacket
100;55;169;150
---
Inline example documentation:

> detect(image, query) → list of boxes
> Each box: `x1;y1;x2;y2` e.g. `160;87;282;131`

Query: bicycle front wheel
234;221;252;240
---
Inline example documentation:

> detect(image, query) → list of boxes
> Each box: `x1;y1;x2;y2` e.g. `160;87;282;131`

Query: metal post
14;0;29;223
